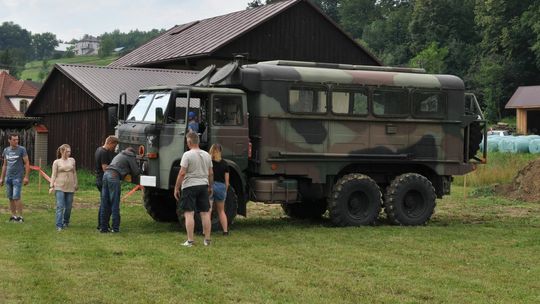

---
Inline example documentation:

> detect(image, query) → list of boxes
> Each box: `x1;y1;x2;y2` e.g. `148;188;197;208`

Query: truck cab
117;86;249;223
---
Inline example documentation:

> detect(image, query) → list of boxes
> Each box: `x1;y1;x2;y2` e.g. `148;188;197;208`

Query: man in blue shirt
188;111;199;133
0;133;30;222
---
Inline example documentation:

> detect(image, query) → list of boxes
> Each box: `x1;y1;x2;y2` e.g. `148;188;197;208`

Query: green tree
408;0;478;76
472;0;540;121
32;32;58;59
362;1;413;65
311;0;341;23
339;0;380;39
409;42;448;73
0;21;33;75
98;36;115;58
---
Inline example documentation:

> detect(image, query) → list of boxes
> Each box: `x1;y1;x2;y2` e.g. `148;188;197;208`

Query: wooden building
26;64;197;169
110;0;381;70
505;86;540;134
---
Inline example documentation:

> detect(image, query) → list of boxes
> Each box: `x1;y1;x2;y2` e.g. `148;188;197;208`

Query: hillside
21;55;119;82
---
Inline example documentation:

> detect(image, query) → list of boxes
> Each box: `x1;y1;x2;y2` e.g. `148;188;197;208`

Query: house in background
0;71;39;113
110;0;381;70
74;35;100;56
505;85;540;134
0;70;41;163
26;64;198;168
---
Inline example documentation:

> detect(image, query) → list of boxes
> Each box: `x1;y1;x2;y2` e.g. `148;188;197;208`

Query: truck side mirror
155;107;164;125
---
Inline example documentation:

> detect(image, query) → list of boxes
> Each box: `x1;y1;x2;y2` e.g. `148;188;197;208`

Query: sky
0;0;251;41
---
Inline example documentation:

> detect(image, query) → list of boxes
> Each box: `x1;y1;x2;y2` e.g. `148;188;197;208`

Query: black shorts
179;185;210;212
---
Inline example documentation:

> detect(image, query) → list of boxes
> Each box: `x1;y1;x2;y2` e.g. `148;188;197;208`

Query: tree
362;1;413;65
0;22;33;75
98;36;115;58
409;42;448;73
311;0;341;23
472;0;540;121
408;0;478;76
339;0;380;39
32;32;58;60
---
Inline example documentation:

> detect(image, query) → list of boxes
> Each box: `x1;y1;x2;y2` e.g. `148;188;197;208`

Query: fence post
38;158;42;193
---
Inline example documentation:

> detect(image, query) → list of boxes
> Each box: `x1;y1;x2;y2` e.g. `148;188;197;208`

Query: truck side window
372;89;409;117
332;89;368;116
174;97;201;124
412;91;446;118
213;95;243;125
289;87;327;114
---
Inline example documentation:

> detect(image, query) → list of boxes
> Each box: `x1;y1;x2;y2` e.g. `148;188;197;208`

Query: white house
73;35;100;56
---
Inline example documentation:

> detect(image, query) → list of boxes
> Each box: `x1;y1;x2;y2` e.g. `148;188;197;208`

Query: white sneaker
182;240;194;247
203;239;211;246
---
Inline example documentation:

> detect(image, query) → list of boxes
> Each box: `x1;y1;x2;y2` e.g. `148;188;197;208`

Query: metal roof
43;64;198;106
109;0;380;68
505;86;540;109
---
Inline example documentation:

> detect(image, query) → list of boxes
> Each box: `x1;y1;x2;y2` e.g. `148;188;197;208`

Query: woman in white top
49;144;78;231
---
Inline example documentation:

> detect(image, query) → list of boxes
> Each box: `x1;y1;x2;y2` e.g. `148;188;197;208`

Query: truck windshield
127;92;171;122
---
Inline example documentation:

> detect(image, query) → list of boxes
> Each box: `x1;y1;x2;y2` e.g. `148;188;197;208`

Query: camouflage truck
116;59;486;228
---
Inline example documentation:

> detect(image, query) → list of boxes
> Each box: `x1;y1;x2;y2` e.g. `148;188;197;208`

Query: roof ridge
58;63;198;74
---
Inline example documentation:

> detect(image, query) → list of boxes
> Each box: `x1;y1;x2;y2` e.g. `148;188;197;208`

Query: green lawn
0;168;539;303
21;55;119;82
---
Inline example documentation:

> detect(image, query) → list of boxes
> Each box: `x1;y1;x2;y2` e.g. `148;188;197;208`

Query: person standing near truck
0;133;30;223
209;144;229;235
95;135;118;230
174;132;213;247
99;146;140;233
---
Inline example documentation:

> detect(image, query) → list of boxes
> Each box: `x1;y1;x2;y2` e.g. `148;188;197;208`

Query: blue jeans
100;170;121;232
55;191;73;228
6;177;22;200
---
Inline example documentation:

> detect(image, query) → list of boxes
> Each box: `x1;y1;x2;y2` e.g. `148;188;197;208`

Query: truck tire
281;199;327;219
384;173;436;226
328;173;382;226
143;187;178;222
189;186;238;232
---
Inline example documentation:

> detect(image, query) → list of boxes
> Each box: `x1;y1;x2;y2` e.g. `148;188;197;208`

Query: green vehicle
116;59;486;228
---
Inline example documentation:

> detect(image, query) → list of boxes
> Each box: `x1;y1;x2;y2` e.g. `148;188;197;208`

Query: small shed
26;64;198;169
110;0;381;70
505;86;540;134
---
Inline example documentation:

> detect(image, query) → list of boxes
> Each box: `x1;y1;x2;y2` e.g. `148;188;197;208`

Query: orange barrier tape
122;184;143;201
30;165;51;182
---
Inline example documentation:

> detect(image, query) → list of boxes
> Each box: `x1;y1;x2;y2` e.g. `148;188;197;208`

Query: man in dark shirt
99;146;140;233
95;136;118;230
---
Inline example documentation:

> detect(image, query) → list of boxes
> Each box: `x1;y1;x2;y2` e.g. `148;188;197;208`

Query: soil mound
497;158;540;202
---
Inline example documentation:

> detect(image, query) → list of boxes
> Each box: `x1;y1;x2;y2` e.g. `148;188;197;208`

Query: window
126;92;171;122
412;91;446;118
372;89;409;116
19;100;29;113
332;89;368;116
170;96;201;124
289;87;327;114
213;95;243;125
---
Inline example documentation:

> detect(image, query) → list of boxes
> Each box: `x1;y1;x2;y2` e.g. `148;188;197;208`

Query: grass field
20;55;119;81
0;158;539;303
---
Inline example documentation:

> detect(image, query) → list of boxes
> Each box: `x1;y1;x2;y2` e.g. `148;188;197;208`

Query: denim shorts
6;177;22;200
211;182;227;202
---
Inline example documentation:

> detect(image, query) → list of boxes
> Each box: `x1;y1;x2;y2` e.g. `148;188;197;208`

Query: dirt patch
496;158;540;202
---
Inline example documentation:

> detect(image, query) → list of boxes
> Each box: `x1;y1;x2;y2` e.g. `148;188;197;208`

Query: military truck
116;59;486;228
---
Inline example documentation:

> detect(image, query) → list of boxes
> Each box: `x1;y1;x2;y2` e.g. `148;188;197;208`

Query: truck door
209;94;249;169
